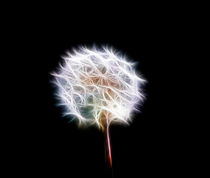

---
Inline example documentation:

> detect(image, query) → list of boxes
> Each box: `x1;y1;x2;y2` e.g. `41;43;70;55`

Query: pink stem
106;121;112;167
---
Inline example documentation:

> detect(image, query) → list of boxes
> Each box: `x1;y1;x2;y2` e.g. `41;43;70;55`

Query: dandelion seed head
52;46;146;129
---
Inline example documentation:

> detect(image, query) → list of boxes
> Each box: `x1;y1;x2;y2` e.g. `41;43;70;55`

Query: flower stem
105;121;112;168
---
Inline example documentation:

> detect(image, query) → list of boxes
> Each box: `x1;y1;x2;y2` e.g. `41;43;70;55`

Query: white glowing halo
52;46;146;128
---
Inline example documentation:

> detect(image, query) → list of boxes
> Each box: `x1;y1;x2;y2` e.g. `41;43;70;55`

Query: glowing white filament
52;46;146;128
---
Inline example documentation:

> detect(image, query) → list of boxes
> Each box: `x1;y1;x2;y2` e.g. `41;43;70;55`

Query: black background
4;4;197;178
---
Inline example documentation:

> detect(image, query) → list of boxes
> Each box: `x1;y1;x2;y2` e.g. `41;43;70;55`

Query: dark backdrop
4;6;193;178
